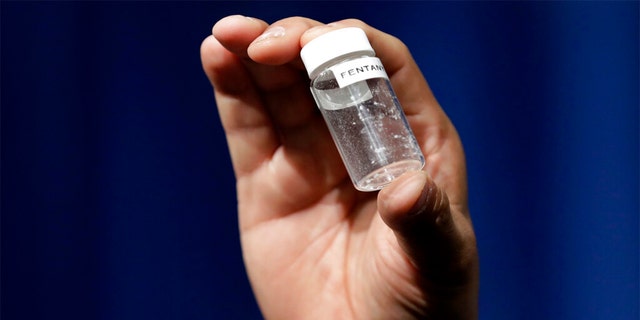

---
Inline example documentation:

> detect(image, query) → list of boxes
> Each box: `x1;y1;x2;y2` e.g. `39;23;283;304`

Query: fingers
200;34;279;177
211;15;268;59
201;15;341;184
204;15;325;142
377;171;478;289
247;17;323;66
213;16;322;91
212;15;321;66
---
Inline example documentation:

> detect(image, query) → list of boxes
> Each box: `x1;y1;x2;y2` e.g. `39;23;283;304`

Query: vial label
329;56;389;88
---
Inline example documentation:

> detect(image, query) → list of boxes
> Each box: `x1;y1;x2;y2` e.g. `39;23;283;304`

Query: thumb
377;171;477;288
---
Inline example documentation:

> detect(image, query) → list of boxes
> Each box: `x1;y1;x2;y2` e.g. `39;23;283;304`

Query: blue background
2;1;638;319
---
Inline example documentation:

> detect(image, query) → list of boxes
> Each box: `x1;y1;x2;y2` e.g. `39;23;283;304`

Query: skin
200;15;479;320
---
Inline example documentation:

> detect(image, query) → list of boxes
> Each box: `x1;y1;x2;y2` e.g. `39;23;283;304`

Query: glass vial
300;27;425;191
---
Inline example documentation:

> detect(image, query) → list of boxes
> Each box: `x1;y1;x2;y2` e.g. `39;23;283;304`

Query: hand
201;15;478;319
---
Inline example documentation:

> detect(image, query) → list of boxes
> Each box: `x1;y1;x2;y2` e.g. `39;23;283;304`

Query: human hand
201;15;478;319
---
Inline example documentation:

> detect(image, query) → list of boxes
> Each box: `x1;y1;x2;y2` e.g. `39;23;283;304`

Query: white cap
300;27;375;78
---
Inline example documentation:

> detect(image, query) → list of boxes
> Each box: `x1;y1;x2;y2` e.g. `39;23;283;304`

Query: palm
243;188;415;319
202;15;477;319
230;72;401;317
231;75;462;318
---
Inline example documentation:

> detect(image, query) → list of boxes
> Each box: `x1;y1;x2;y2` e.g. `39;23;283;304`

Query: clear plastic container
301;28;425;191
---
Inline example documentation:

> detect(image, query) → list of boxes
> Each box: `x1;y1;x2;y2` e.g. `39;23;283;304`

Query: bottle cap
300;27;375;79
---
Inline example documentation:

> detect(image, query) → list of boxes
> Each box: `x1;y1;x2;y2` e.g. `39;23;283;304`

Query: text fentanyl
330;56;389;88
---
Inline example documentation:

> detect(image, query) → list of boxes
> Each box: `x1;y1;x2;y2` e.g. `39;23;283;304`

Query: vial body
310;57;425;191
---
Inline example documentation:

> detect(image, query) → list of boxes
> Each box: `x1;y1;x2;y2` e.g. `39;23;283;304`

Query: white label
329;56;389;88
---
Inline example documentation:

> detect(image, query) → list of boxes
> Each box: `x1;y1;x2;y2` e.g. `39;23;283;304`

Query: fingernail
254;26;285;43
399;172;429;217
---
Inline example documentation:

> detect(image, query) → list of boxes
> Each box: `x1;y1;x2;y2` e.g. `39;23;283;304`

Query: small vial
300;27;425;191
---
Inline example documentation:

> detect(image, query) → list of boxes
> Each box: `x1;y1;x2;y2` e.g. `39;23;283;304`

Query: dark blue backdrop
2;2;638;320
